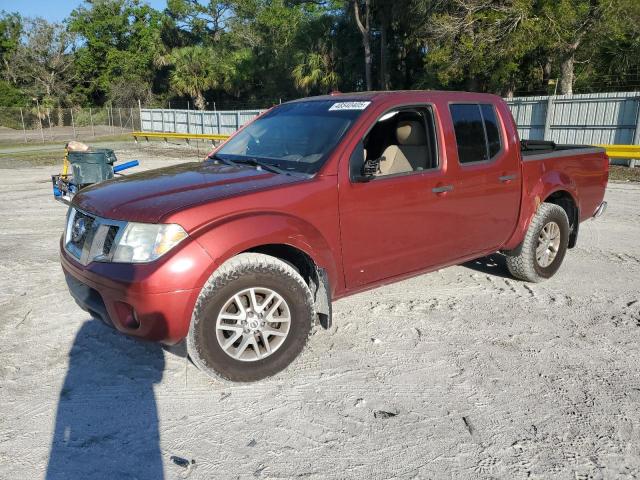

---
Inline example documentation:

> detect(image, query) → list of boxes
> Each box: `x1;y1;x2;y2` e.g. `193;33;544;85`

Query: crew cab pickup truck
61;91;609;381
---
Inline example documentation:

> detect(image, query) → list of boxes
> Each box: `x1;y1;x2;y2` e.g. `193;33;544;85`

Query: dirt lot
1;145;639;479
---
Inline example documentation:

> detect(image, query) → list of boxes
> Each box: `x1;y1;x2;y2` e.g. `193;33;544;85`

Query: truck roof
286;90;504;104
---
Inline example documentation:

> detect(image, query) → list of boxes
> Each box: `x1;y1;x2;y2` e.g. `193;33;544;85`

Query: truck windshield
215;100;369;174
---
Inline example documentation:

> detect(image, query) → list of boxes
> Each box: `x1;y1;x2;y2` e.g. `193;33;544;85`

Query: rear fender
503;169;578;251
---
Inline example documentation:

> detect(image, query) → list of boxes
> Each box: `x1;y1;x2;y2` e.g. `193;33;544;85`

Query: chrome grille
65;208;127;266
103;226;119;255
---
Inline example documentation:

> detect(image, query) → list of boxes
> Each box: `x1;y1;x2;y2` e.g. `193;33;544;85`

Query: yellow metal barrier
596;144;640;159
131;131;230;143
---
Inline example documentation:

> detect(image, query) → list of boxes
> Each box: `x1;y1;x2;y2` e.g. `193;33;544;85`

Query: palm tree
162;46;216;110
292;50;339;95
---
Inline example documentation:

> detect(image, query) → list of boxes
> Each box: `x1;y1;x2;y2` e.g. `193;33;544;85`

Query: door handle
499;174;517;183
432;185;454;194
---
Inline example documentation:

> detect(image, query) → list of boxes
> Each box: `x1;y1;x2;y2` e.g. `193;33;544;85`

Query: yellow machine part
61;148;70;176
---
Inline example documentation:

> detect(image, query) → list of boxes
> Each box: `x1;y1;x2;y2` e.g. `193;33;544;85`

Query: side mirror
362;156;382;177
350;141;380;182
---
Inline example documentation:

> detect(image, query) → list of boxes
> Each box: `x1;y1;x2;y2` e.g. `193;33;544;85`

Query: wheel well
245;244;313;278
544;191;579;248
242;244;332;328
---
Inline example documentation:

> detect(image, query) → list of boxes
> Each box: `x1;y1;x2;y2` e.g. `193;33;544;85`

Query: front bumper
61;237;215;344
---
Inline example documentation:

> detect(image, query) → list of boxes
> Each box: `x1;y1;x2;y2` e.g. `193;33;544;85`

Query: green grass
0;149;62;168
0;137;205;168
0;133;134;148
0;136;139;168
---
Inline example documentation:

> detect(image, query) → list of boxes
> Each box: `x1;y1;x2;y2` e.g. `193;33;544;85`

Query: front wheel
187;253;315;382
505;203;570;283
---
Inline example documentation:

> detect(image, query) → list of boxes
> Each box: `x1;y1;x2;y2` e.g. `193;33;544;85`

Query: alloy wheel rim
215;287;291;362
536;221;561;268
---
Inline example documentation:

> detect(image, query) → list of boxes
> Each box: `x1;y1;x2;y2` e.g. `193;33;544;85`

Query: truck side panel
172;175;345;297
503;148;609;250
439;97;523;256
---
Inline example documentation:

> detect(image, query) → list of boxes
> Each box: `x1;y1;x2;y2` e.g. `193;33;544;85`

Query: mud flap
568;221;579;248
313;267;332;329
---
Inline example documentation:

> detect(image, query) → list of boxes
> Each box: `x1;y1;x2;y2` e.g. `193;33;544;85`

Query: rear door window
450;103;502;164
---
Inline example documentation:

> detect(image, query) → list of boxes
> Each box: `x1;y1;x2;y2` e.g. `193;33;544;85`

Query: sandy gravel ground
1;146;639;479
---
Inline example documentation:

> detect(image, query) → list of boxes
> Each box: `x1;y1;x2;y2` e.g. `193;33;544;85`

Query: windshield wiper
208;153;238;167
233;157;289;176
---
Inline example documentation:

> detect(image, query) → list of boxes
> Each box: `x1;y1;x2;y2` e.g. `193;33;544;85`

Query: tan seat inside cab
378;121;428;175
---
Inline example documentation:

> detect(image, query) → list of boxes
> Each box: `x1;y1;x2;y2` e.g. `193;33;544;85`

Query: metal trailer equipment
52;144;139;205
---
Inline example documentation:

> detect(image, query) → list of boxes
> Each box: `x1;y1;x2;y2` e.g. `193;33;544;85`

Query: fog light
113;301;140;330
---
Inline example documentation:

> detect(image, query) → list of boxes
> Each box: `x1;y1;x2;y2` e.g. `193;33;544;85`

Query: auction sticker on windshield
329;101;371;111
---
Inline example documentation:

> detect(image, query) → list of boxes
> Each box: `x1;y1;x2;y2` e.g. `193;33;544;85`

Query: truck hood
72;161;305;224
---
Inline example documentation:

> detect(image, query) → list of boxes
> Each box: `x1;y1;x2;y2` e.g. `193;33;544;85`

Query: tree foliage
67;0;162;105
0;11;25;106
5;18;76;105
160;45;230;109
293;50;339;95
1;0;639;108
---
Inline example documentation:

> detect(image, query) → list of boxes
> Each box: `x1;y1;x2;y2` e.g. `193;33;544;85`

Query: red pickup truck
61;91;608;381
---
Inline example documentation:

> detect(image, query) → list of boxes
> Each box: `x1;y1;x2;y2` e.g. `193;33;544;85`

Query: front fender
191;212;340;294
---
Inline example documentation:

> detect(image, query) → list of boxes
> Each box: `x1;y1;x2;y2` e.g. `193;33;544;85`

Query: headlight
112;223;188;263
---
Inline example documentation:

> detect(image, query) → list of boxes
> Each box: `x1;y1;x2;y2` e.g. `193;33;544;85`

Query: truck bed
520;142;608;220
520;140;603;158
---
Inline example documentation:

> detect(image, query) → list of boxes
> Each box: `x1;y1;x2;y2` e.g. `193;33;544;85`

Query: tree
0;11;25;106
108;77;153;107
352;0;372;90
6;18;76;102
375;0;392;90
416;0;543;95
571;0;640;93
1;0;639;108
161;46;218;109
538;0;611;95
166;0;232;43
222;0;322;102
292;49;339;94
0;11;22;77
596;0;640;90
68;0;162;105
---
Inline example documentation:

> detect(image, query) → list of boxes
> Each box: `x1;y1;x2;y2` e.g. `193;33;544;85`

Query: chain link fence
3;91;640;149
0;107;141;144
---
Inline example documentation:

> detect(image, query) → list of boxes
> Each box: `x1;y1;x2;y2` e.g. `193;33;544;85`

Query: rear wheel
187;253;315;382
506;203;570;283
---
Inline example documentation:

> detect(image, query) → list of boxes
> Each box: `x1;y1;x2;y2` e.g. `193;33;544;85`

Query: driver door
338;105;461;289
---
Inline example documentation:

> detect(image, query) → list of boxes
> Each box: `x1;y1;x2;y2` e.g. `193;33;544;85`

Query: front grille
65;208;127;265
102;225;120;255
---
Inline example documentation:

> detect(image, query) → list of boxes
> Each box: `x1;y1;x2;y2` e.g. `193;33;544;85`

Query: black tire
505;203;570;283
187;253;315;382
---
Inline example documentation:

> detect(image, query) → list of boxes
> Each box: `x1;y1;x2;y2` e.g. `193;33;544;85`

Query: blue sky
3;0;168;22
